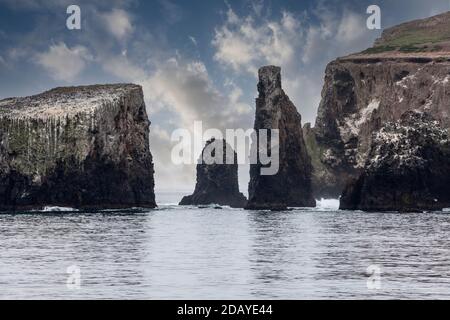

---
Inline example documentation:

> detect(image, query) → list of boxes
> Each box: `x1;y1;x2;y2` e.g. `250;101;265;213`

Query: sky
1;0;450;195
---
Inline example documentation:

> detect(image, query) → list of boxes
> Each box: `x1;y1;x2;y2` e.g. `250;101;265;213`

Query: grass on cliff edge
362;29;450;54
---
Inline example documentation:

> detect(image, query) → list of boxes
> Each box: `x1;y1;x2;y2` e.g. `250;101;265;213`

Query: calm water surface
1;192;450;299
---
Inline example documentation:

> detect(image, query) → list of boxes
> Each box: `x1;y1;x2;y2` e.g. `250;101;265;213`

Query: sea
1;191;450;300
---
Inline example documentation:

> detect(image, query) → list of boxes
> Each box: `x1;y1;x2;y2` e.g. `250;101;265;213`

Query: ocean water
1;192;450;300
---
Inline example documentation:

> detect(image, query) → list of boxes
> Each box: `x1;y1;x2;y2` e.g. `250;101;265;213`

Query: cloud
211;3;379;124
102;55;148;81
303;4;372;61
189;36;198;46
104;52;252;129
99;9;134;41
149;59;253;133
336;11;367;43
34;42;93;82
212;8;304;74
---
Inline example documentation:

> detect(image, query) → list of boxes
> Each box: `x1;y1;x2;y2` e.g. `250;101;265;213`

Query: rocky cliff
340;111;450;212
0;84;156;211
247;66;315;210
308;12;450;198
179;138;247;208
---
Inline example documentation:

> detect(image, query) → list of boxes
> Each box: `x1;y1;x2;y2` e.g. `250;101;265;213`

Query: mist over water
0;191;450;300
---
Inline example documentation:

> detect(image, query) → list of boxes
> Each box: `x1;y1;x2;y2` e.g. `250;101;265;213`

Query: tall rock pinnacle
247;66;316;210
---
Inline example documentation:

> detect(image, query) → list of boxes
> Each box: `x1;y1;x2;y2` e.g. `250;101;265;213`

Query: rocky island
180;138;247;208
340;111;450;212
0;84;156;211
306;11;450;199
247;66;316;210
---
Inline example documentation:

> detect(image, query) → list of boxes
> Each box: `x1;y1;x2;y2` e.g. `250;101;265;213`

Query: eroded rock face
308;12;450;198
179;138;247;208
309;51;450;199
247;66;316;210
0;84;156;210
340;111;450;212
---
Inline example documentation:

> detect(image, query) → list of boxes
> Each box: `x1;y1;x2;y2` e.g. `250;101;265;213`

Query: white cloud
189;36;198;46
212;9;303;74
336;11;367;43
225;80;253;115
143;58;252;130
34;42;93;82
99;9;134;41
102;55;148;81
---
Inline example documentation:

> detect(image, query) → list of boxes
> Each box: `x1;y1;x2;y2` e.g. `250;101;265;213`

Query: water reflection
247;210;321;298
1;204;450;299
0;212;150;299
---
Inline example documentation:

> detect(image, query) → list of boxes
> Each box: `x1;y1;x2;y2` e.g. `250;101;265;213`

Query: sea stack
179;138;247;208
0;84;156;211
340;111;450;212
246;66;316;210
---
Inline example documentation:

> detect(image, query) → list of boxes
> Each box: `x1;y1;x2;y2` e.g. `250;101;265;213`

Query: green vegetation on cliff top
362;11;450;54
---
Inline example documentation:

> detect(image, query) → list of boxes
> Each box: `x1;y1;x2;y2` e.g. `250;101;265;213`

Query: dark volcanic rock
179;138;247;208
303;122;343;198
340;111;450;212
308;12;450;199
0;84;156;211
246;66;316;210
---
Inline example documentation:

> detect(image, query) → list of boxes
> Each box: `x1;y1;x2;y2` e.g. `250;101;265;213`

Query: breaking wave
315;198;340;211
